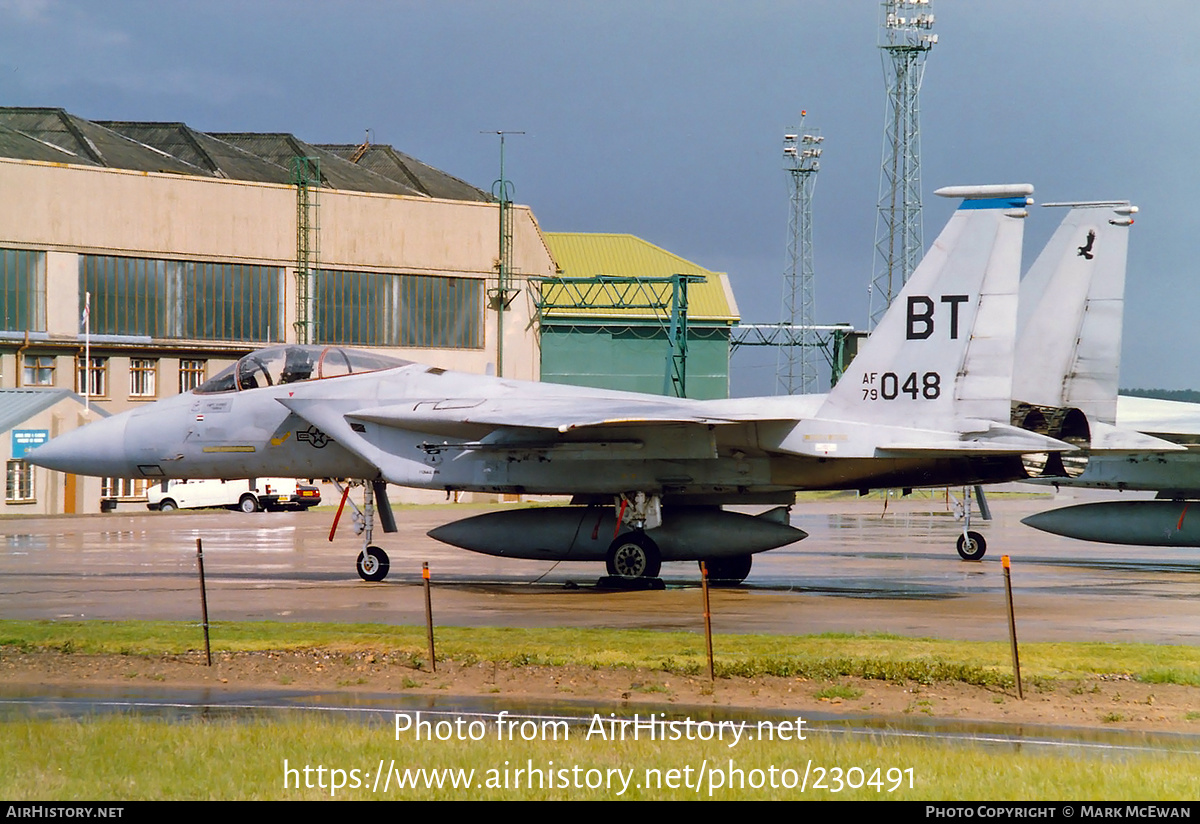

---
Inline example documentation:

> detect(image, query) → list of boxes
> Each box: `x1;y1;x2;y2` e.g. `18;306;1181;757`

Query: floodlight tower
868;0;936;329
778;113;823;394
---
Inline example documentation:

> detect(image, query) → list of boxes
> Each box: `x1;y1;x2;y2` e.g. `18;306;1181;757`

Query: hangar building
0;108;556;515
539;233;738;400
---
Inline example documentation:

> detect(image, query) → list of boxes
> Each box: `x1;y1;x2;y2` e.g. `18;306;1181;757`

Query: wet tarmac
2;489;1198;644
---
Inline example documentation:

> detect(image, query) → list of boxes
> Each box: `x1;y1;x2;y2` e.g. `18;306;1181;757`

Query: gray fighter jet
32;183;1079;582
1011;201;1200;546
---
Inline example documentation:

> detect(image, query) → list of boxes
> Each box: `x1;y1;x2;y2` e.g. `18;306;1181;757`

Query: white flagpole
83;291;91;413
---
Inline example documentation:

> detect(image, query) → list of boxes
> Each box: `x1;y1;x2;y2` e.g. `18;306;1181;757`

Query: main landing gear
331;479;398;582
952;485;991;561
606;532;661;578
602;492;753;586
601;492;665;587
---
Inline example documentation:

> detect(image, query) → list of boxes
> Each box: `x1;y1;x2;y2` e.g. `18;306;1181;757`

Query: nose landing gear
331;479;398;581
357;545;390;582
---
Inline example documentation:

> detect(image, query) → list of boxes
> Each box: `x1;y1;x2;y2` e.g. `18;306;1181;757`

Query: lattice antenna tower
868;0;936;329
292;157;321;345
778;112;823;394
484;131;524;378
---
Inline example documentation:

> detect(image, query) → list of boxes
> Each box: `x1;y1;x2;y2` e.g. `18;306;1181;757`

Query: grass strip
3;619;1198;687
2;715;1198;800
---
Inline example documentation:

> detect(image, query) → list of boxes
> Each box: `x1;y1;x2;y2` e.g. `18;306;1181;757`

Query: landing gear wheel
238;494;259;513
356;545;390;582
606;533;661;579
957;531;987;561
702;555;753;586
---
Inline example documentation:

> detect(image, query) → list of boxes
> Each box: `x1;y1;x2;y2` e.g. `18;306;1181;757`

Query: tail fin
1014;201;1137;426
819;184;1033;428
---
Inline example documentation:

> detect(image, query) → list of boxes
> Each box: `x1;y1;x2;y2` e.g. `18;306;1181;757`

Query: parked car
147;478;321;513
257;478;322;511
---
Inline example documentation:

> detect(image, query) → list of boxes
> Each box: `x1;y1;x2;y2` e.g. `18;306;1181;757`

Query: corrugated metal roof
207;133;425;197
541;233;739;323
96;122;295;184
0;388;105;436
0;108;208;176
0;108;491;202
317;144;492;202
0;123;99;165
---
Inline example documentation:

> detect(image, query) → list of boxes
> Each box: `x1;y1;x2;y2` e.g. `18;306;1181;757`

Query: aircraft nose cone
27;413;133;477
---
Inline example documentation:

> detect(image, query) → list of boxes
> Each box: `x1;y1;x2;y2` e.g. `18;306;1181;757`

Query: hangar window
315;270;483;349
6;460;34;503
75;357;109;398
0;249;46;333
21;354;55;386
79;256;283;343
129;359;158;398
179;359;206;392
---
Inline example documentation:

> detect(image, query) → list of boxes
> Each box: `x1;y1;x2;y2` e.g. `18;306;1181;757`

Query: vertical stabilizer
819;184;1032;429
1014;201;1136;425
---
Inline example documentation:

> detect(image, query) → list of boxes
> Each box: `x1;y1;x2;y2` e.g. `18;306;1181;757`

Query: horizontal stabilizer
1087;421;1187;453
875;422;1078;457
761;418;1074;459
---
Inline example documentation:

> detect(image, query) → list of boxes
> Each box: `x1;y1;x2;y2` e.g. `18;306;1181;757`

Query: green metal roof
0;388;106;436
542;233;739;323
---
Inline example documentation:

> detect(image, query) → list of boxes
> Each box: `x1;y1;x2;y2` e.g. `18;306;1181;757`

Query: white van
147;478;321;513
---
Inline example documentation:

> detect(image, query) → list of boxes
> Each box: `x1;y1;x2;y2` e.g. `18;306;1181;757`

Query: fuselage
31;345;1030;500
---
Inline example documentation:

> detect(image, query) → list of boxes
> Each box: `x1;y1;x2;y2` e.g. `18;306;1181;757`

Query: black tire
605;533;661;578
702;555;752;586
356;546;390;582
158;500;177;512
238;494;259;514
957;531;987;561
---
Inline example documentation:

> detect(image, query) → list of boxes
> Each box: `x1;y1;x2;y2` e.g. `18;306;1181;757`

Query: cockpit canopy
194;345;412;394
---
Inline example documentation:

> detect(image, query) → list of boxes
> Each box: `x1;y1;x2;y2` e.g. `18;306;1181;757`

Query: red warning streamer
328;484;351;542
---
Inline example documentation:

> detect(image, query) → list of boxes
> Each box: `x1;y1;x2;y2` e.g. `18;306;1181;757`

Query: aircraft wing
345;398;744;436
1116;396;1200;441
276;396;753;470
